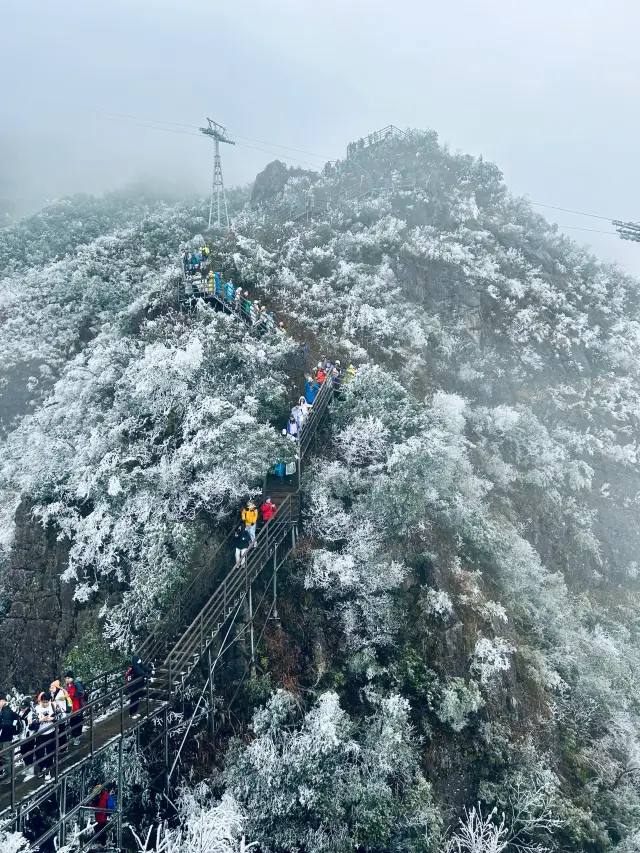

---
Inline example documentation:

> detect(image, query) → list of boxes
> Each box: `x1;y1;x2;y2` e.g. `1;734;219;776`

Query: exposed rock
250;160;319;207
250;160;290;207
0;499;78;690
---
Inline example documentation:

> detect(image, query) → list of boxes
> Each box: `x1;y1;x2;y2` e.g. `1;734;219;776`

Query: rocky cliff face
0;500;77;691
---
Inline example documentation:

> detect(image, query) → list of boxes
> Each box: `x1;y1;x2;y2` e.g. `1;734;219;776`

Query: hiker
127;654;153;719
241;291;251;321
0;693;20;779
273;461;286;481
277;321;286;335
241;501;258;541
291;399;304;428
50;680;70;750
224;280;235;303
283;416;299;443
34;692;59;781
65;670;86;746
344;363;356;384
305;376;320;405
182;250;190;273
299;396;312;422
91;784;116;841
19;698;37;779
214;271;222;295
206;270;215;294
315;362;327;383
260;497;276;523
255;305;268;333
233;524;251;565
331;360;342;384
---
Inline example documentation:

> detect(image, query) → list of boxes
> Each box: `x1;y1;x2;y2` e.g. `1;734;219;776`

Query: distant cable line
530;201;615;222
556;224;618;235
73;106;332;161
65;105;638;239
84;112;324;169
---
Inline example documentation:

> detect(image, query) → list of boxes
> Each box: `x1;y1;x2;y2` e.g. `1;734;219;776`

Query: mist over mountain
2;129;640;852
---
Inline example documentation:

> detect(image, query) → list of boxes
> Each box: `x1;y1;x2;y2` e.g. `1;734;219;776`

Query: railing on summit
179;270;277;333
274;176;418;226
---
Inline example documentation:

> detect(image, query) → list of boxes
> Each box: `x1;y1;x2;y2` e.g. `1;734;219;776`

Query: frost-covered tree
226;689;438;852
0;301;295;643
131;787;247;853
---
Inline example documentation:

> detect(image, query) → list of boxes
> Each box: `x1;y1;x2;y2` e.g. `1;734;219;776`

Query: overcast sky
2;0;639;272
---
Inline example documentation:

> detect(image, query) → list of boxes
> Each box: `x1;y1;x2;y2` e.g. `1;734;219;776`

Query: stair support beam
207;648;216;744
249;584;256;679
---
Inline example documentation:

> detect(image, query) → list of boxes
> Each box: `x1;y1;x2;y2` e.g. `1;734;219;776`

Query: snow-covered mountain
2;129;640;852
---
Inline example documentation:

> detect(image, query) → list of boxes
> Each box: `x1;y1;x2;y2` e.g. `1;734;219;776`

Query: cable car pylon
200;118;235;230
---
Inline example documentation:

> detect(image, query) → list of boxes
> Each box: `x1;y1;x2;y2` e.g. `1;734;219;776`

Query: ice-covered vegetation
3;128;640;850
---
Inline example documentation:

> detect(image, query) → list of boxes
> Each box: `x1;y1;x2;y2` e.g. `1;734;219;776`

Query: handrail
275;177;417;226
0;674;154;812
0;371;335;817
137;522;238;664
162;377;333;686
179;272;277;332
141;378;331;672
164;494;295;685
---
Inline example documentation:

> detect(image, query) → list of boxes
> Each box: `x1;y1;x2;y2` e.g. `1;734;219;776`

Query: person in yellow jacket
206;270;215;294
241;501;258;541
344;363;356;384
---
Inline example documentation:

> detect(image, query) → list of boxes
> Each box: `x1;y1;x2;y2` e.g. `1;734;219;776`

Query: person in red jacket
91;784;115;840
261;497;277;523
64;670;85;745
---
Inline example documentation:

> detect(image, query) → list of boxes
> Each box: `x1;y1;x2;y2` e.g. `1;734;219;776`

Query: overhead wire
530;201;616;222
72;105;635;232
87;112;324;169
555;224;619;235
74;105;332;161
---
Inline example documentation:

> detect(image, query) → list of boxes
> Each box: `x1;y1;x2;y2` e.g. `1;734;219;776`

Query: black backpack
74;680;89;709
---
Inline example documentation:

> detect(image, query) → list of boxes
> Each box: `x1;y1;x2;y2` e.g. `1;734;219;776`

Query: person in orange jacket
261;497;277;523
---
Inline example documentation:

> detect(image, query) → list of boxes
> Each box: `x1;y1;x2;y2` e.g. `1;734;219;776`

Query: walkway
0;359;335;848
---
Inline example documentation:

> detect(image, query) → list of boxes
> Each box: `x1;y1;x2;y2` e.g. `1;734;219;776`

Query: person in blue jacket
214;272;221;295
305;376;320;405
224;280;234;302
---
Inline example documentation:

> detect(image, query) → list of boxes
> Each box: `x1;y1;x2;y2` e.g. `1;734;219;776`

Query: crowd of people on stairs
0;672;88;783
233;356;358;564
0;653;155;787
181;246;286;334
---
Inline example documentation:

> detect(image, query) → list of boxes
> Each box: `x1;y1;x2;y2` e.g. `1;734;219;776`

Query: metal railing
160;376;334;686
0;370;334;816
179;271;278;332
137;524;238;666
274;176;418;226
139;376;333;675
0;676;155;812
164;492;299;687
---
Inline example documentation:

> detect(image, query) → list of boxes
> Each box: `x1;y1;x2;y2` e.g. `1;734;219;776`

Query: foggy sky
2;0;640;273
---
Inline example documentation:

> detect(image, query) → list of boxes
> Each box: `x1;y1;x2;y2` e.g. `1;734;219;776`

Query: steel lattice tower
199;118;235;229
